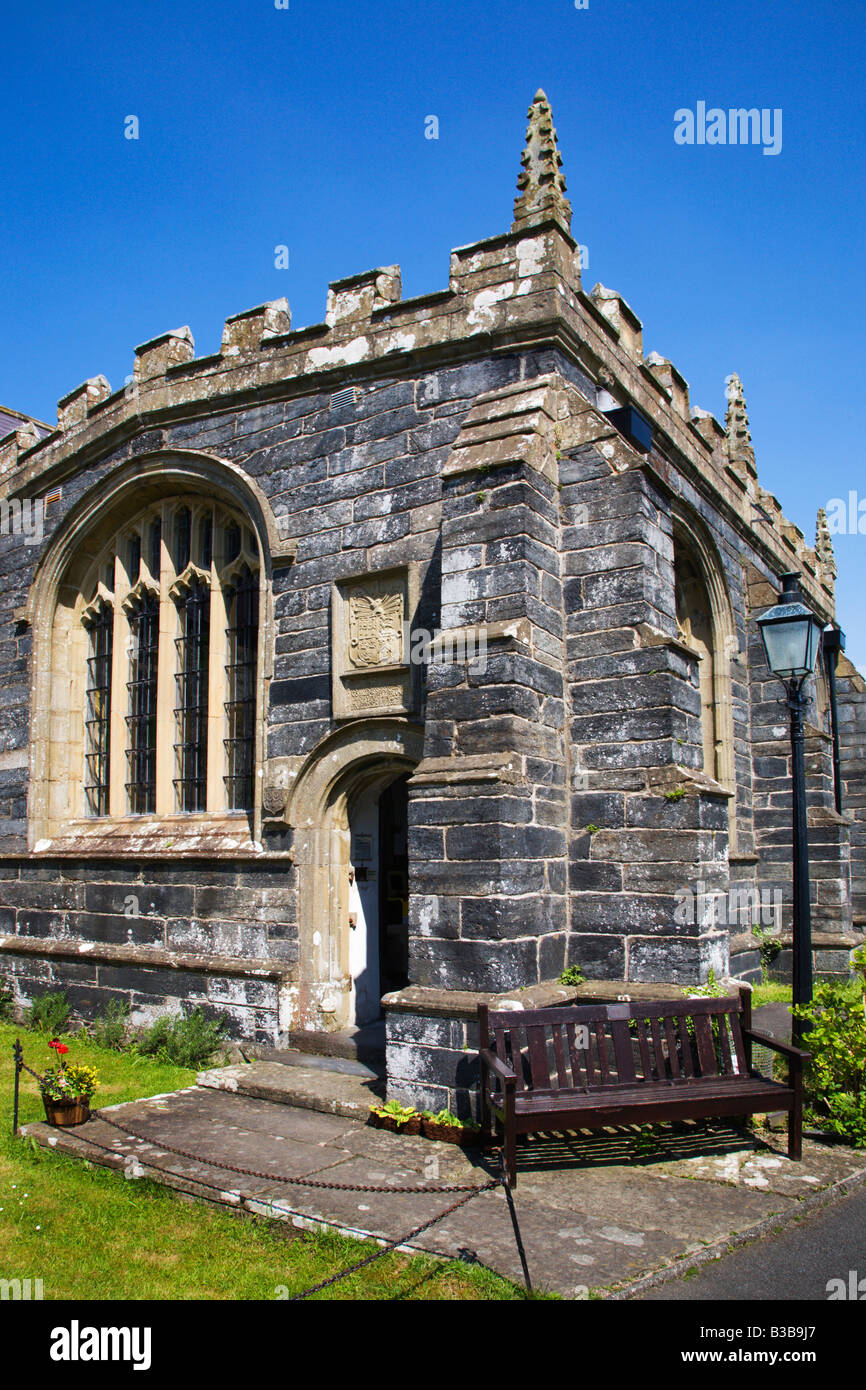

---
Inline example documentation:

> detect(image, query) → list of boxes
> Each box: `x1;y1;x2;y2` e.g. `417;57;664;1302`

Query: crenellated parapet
4;89;836;621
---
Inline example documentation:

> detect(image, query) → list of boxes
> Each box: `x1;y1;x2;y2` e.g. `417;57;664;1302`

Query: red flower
55;1043;69;1055
48;1038;60;1050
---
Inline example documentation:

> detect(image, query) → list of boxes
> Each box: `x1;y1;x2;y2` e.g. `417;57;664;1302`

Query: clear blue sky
2;0;864;668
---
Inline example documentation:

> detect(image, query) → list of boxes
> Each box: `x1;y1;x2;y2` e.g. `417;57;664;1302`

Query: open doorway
347;773;409;1026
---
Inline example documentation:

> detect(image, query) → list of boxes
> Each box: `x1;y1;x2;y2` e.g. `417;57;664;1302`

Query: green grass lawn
0;1023;527;1300
750;983;793;1009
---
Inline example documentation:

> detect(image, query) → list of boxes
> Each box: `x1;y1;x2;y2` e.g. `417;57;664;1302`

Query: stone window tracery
75;499;260;820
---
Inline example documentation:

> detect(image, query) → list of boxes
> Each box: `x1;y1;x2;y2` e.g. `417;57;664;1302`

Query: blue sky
2;0;864;667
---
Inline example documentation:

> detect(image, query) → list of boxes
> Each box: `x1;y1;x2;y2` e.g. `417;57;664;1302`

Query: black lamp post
756;573;825;1045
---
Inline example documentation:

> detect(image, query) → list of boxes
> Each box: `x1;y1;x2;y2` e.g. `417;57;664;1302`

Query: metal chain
90;1109;497;1195
69;1120;503;1301
287;1183;497;1300
13;1048;516;1300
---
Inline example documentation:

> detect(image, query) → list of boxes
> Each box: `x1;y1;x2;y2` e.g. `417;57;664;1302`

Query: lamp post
756;573;825;1045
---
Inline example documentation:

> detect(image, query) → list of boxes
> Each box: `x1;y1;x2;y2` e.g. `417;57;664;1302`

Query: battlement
3;90;835;616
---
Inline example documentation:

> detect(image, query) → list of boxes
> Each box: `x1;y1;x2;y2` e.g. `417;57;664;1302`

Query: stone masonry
0;91;863;1116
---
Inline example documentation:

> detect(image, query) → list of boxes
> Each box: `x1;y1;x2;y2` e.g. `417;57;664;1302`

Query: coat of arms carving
347;592;404;668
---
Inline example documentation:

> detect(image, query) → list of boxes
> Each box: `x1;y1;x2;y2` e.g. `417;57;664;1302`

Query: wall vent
42;486;62;511
331;386;356;409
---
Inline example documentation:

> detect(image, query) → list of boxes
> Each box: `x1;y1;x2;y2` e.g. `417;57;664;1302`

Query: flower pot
370;1111;422;1135
421;1119;481;1146
42;1096;90;1127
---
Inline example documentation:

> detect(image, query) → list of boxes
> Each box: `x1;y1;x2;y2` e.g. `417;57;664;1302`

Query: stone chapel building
0;92;864;1114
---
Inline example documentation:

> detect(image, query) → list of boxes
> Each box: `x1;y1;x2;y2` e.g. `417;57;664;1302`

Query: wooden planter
370;1112;423;1136
42;1096;90;1128
421;1119;481;1147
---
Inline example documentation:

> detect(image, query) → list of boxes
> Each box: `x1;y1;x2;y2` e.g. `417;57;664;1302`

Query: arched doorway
347;773;410;1025
286;722;422;1033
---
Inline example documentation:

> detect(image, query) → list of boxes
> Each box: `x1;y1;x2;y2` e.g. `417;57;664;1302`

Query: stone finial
325;267;402;327
57;376;111;432
134;327;195;384
512;90;572;235
0;421;41;475
222;299;291;356
724;372;757;477
816;507;838;579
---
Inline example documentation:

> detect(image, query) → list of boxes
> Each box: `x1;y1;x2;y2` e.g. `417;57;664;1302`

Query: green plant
687;968;726;998
791;953;866;1148
751;922;783;984
559;965;585;987
421;1109;467;1128
137;1008;228;1069
26;990;71;1035
585;824;600;835
91;999;132;1052
0;977;13;1022
476;491;487;504
665;787;686;802
371;1099;419;1128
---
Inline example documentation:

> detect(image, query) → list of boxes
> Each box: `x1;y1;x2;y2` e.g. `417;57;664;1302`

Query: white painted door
348;793;380;1025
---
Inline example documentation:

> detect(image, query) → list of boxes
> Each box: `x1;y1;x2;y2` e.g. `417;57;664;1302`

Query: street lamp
756;572;825;1043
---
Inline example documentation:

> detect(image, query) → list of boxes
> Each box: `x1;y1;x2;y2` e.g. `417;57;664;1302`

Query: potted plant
368;1099;422;1135
40;1038;99;1127
420;1109;481;1146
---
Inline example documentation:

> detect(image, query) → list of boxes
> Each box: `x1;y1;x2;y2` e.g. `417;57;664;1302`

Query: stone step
282;1020;386;1067
241;1046;382;1081
196;1059;384;1122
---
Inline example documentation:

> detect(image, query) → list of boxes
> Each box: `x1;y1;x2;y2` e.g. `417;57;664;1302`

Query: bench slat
612;1018;637;1084
568;1021;590;1087
633;1017;652;1080
730;1012;748;1075
693;1013;719;1076
594;1021;612;1084
717;1012;735;1075
552;1024;570;1089
676;1015;695;1077
525;1024;552;1090
663;1016;681;1078
648;1016;666;1081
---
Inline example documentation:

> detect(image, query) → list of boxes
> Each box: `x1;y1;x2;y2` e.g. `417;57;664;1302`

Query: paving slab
22;1084;866;1300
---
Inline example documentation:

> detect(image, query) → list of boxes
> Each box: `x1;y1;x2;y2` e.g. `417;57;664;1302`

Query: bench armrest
479;1047;517;1085
743;1028;811;1063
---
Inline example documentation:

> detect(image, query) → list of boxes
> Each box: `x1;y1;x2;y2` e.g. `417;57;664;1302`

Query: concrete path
23;1078;866;1300
638;1182;866;1301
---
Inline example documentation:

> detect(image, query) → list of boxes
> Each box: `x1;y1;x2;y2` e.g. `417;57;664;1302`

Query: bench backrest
480;997;749;1093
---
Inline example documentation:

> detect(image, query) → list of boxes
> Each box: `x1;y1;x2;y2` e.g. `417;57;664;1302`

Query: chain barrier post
12;1038;23;1137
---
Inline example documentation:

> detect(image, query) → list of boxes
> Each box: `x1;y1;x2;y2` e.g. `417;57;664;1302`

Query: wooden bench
478;995;809;1186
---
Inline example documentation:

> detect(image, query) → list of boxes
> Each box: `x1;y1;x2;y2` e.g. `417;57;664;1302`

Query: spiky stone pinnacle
816;507;838;579
724;372;757;477
512;89;572;235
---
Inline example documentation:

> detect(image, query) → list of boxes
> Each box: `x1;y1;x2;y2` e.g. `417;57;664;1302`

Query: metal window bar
84;605;113;816
174;577;210;813
125;592;159;814
224;568;258;810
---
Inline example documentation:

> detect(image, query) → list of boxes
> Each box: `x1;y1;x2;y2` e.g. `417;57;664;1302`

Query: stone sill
22;816;273;860
383;976;750;1019
730;929;864;955
0;934;297;981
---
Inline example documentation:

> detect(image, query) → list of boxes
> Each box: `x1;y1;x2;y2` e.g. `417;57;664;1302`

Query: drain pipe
823;625;846;814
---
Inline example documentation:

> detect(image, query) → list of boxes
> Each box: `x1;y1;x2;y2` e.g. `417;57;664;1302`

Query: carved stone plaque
348;592;404;668
332;568;417;719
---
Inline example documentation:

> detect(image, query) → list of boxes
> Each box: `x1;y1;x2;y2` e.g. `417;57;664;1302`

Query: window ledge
35;815;266;858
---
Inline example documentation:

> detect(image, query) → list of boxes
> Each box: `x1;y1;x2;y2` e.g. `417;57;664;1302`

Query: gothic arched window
74;499;261;820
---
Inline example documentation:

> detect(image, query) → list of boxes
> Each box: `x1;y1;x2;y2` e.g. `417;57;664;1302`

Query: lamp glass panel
761;617;812;678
